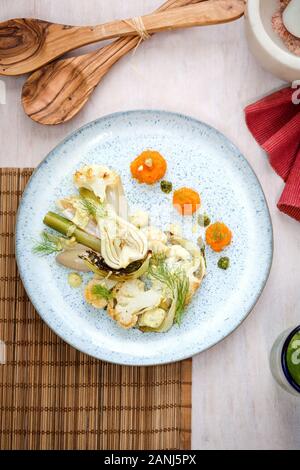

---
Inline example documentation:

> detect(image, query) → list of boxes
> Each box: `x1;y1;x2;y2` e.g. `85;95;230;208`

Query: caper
218;257;230;270
160;180;173;194
198;213;211;227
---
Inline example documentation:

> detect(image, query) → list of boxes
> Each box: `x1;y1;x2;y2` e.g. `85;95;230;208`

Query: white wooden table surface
1;0;299;450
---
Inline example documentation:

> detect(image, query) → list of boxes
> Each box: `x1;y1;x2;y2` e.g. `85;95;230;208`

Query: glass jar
270;325;300;396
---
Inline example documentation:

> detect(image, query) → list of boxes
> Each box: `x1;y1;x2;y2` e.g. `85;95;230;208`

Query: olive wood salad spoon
22;0;203;125
0;0;245;76
21;0;245;126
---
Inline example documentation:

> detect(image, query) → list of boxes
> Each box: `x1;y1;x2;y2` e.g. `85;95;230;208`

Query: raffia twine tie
122;16;151;78
123;16;151;57
123;16;151;42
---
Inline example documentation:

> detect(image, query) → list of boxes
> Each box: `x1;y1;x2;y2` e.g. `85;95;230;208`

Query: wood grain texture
0;0;245;76
22;38;139;125
21;0;203;125
1;0;300;451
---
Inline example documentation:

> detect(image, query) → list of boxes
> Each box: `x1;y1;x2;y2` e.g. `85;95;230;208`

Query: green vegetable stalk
43;212;101;253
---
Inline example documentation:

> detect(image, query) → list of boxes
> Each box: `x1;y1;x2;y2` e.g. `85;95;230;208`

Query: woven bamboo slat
0;169;192;450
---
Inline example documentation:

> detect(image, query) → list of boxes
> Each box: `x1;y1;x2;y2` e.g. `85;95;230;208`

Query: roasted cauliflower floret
138;308;166;329
129;210;149;229
74;165;129;218
107;279;162;329
57;195;90;229
166;223;182;238
168;245;191;263
143;226;168;254
149;240;169;255
143;226;168;244
74;165;118;200
84;278;116;309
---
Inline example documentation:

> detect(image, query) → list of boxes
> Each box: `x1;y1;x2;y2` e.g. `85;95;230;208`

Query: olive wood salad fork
0;0;245;76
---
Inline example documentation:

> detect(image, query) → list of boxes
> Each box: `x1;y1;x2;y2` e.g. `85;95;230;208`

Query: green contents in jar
286;331;300;386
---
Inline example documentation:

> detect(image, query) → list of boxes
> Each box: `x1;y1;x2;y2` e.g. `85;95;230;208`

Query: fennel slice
80;251;152;281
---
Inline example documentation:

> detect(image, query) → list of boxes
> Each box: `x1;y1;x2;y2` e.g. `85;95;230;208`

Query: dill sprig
148;254;189;325
80;196;107;219
32;231;63;256
91;284;113;301
174;273;189;324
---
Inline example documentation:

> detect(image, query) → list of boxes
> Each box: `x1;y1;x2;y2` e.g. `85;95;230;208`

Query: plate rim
15;109;274;366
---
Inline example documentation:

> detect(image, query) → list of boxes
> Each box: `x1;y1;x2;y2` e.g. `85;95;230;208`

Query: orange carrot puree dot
173;187;201;215
130;150;167;185
206;222;232;252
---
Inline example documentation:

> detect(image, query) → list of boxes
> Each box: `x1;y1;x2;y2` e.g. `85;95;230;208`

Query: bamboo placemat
0;168;192;450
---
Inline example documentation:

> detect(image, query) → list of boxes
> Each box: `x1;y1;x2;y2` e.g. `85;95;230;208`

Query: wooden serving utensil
1;0;245;76
22;0;202;125
22;0;245;126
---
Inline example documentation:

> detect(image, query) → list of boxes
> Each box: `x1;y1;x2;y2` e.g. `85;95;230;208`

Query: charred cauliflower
107;279;162;329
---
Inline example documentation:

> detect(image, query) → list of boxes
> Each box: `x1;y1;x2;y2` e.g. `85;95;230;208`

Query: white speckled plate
16;110;273;366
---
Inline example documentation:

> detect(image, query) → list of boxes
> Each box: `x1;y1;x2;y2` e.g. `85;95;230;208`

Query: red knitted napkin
245;87;300;222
